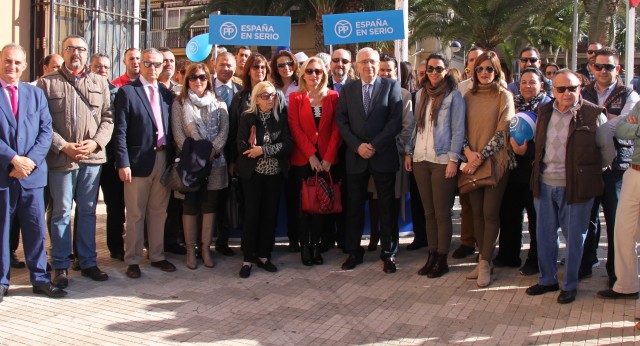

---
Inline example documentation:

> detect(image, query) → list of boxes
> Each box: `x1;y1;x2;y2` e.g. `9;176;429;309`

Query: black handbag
160;161;199;193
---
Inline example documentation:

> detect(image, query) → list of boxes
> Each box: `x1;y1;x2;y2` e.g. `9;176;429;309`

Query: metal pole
571;0;578;71
625;3;636;87
50;0;56;53
93;0;100;53
145;0;151;48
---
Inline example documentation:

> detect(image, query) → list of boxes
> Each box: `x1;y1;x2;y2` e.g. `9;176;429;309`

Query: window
166;7;208;29
288;6;306;25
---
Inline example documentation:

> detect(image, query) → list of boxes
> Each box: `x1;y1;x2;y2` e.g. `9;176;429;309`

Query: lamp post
450;41;465;74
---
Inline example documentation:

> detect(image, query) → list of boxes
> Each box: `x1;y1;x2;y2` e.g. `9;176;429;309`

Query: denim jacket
408;88;466;162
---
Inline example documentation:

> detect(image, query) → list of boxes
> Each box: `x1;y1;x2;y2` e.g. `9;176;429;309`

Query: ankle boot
201;213;215;268
477;259;492;287
301;244;313;266
418;250;438;276
312;244;323;265
427;253;449;278
183;214;198;270
466;254;482;280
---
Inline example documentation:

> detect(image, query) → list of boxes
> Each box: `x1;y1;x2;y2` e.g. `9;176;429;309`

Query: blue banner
323;10;406;45
209;15;291;47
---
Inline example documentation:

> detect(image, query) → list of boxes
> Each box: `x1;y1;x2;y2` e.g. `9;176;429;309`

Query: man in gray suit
336;47;403;273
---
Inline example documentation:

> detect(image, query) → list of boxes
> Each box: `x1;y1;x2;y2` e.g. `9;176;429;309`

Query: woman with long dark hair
405;53;465;278
270;50;299;104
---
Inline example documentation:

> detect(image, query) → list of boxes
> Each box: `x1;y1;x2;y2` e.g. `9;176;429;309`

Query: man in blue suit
114;48;176;279
0;43;67;300
336;47;403;273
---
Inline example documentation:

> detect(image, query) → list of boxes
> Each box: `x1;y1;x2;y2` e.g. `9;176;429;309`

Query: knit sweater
463;84;514;182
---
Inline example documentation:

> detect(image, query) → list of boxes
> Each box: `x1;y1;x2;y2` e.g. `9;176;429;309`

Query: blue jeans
535;182;593;291
49;164;102;270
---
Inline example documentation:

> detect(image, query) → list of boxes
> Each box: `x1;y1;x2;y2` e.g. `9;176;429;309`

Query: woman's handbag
301;172;342;214
160;161;200;193
457;158;497;194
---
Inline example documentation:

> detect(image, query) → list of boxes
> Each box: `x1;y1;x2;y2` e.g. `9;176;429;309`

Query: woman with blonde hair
236;81;292;278
288;57;341;266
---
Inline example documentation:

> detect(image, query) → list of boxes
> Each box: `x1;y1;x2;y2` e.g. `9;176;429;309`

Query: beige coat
37;66;113;171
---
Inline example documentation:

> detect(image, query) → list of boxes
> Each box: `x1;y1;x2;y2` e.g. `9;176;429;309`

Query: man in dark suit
212;51;241;256
114;48;176;279
336;47;403;273
0;43;66;300
327;49;353;93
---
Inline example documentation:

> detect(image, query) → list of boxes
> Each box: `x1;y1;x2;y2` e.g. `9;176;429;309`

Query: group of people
1;36;640;307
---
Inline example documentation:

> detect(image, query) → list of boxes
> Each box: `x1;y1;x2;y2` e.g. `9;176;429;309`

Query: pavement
1;199;639;345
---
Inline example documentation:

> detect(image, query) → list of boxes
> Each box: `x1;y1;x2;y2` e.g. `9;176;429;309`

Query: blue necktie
334;82;342;94
363;84;371;114
219;85;231;107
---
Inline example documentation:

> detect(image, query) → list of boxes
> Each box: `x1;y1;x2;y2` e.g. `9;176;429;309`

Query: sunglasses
427;66;446;73
251;65;267;70
475;66;495;74
554;85;580;93
258;92;276;100
519;57;539;64
143;61;163;68
593;63;616;72
587;50;597;55
305;69;323;75
277;61;294;68
188;74;208;82
331;58;350;64
64;45;88;52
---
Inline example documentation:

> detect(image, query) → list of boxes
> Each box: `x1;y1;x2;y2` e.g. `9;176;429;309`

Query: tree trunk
582;0;620;46
315;13;325;53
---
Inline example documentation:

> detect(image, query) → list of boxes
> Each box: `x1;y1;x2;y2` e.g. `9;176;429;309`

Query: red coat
288;90;341;166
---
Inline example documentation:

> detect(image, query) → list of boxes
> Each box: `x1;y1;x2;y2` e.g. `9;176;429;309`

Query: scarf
417;79;450;132
182;90;221;142
514;91;547;112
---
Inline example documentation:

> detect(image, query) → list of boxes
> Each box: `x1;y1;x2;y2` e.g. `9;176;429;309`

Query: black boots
311;244;323;265
418;251;438;275
418;251;449;278
301;244;324;266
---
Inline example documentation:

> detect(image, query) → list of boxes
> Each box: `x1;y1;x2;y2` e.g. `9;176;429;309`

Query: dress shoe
71;258;81;271
597;289;639;300
557;289;577;304
288;242;301;253
301;245;313;266
9;251;25;269
311;244;323;265
52;269;69;289
239;264;252;278
406;241;427;251
151;260;177;272
126;265;141;279
81;266;109;281
383;258;397;273
0;285;7;303
519;261;539;276
215;245;235;257
256;259;278;272
165;243;187;255
418;251;438;276
32;282;67;298
451;244;475;259
526;283;560;296
341;254;363;270
110;252;125;261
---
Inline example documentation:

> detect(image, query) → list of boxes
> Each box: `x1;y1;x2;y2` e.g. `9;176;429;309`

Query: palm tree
581;0;621;46
307;0;339;53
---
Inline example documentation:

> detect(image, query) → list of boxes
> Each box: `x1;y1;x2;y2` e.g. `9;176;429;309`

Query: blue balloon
186;33;213;62
509;111;537;145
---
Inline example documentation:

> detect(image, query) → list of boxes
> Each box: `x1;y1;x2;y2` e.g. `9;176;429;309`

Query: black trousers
100;160;125;255
241;172;282;262
284;172;300;246
164;194;183;247
345;169;398;259
290;165;334;245
408;171;427;245
498;179;537;264
215;184;232;247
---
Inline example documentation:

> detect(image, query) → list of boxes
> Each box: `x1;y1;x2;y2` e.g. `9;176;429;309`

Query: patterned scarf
514;91;547;112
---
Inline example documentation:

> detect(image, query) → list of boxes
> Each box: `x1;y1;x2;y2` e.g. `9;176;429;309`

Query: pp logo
220;22;237;40
334;20;352;39
186;41;199;55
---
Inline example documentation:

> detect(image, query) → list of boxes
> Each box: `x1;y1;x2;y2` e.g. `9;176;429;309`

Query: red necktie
7;85;17;119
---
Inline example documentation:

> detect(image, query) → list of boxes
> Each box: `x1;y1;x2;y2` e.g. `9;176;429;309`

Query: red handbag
301;172;342;214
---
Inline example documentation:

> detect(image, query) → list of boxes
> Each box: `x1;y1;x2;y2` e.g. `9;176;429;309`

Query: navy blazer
0;82;53;189
336;77;403;174
113;78;174;177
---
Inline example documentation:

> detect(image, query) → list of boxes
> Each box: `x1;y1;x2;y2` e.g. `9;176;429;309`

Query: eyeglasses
251;65;266;70
554;85;580;93
427;66;446;73
188;74;209;82
64;46;88;53
277;61;294;68
475;66;495;74
258;92;276;100
519;57;539;64
331;58;350;64
593;63;616;72
142;61;163;68
587;50;597;55
93;64;110;71
304;69;323;75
